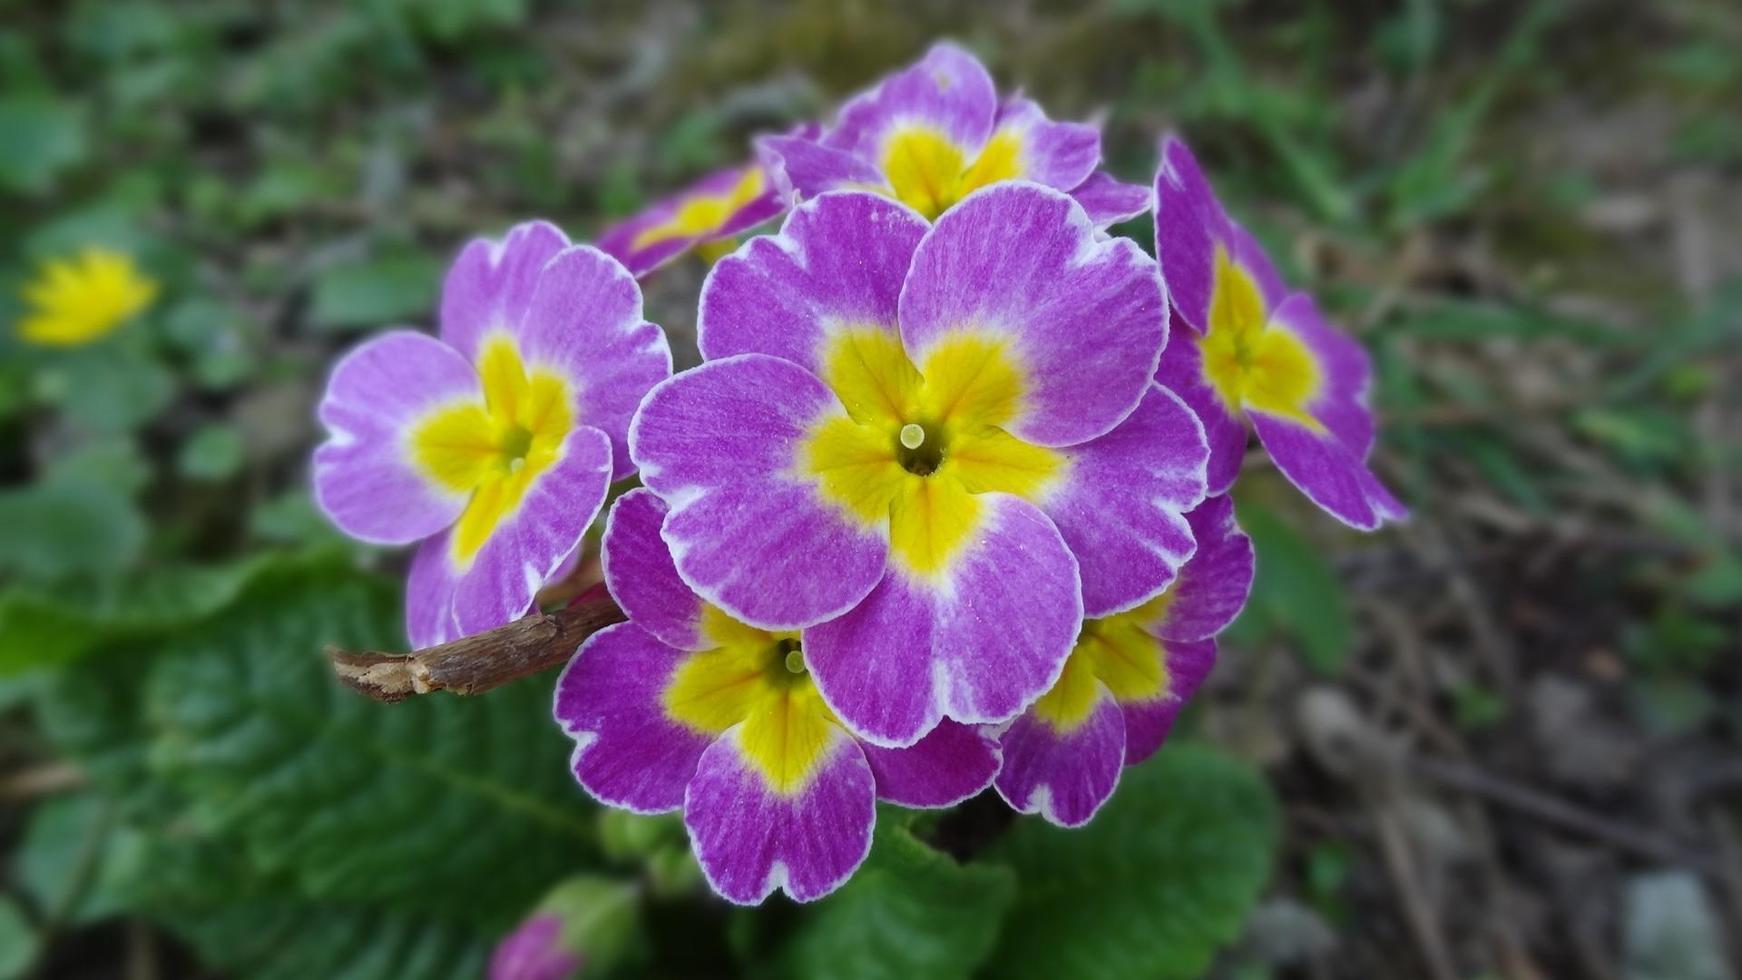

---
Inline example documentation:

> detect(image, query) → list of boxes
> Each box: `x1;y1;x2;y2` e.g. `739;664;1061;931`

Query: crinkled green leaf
984;743;1277;980
0;551;295;675
133;562;592;921
781;819;1015;980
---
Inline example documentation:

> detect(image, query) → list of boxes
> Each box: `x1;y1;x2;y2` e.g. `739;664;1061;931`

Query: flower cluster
314;42;1403;907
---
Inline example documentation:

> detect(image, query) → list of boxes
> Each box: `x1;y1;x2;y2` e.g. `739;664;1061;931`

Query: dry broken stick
327;588;625;702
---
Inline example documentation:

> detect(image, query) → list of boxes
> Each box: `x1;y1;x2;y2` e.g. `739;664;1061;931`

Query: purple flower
313;222;672;646
490;914;581;980
628;185;1208;748
555;489;1002;905
994;495;1255;827
1154;137;1407;529
599;125;823;279
489;876;640;980
759;42;1148;226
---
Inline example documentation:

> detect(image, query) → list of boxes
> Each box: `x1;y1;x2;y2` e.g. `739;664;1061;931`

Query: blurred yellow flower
18;248;158;346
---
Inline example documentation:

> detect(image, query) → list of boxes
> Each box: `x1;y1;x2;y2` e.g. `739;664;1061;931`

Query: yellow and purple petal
683;723;876;904
440;220;571;363
313;330;481;544
984;96;1099;193
629;354;889;630
825;41;998;185
1154;136;1286;336
1120;638;1216;765
1039;383;1209;617
448;426;615;638
597;164;786;279
994;683;1126;828
1153;494;1256;643
517;245;673;480
803;493;1082;746
555;622;715;813
1153;324;1249;494
698;192;926;375
860;719;1001;808
898;181;1167;447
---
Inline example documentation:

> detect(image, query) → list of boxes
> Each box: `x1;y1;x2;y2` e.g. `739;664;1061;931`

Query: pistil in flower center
895;421;944;476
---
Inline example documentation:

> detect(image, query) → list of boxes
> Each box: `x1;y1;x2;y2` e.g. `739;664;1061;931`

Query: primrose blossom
314;222;671;645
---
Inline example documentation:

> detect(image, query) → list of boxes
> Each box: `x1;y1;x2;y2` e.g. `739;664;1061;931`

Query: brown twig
326;590;624;702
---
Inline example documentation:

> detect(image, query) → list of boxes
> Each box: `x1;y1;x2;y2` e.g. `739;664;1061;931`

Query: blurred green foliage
3;0;1738;976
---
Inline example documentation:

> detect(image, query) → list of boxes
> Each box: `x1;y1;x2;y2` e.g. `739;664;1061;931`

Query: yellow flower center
662;606;838;794
629;168;766;252
1030;592;1176;732
879;125;1023;220
799;327;1064;578
408;334;576;564
19;248;158;347
1199;247;1322;426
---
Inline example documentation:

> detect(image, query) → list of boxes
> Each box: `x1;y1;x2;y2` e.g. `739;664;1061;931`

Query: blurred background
1;1;1739;978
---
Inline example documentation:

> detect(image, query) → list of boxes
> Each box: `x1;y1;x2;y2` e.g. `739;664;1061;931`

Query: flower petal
450;425;614;637
406;529;463;648
1271;292;1377;457
440;220;571;361
826;42;998;165
987;97;1099;193
860;719;1001;808
1120;638;1216;765
313;330;480;544
1155;495;1254;643
804;493;1081;747
995;687;1126;827
555;622;713;813
1154;137;1286;335
598;165;787;279
1154;323;1248;494
699;192;927;376
899;181;1166;447
1069;171;1151;227
518;245;671;481
1041;384;1209;617
630;355;889;630
601;488;705;651
1251;411;1407;530
757;135;887;202
684;723;875;904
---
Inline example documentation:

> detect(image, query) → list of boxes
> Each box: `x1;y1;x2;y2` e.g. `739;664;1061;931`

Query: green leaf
0;551;294;675
134;564;593;922
0;479;146;580
309;251;442;332
178;423;245;480
43;351;176;434
984;743;1277;980
781;819;1015;980
163;895;488;980
1236;502;1353;674
0;896;38;980
0;95;86;194
16;793;145;925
